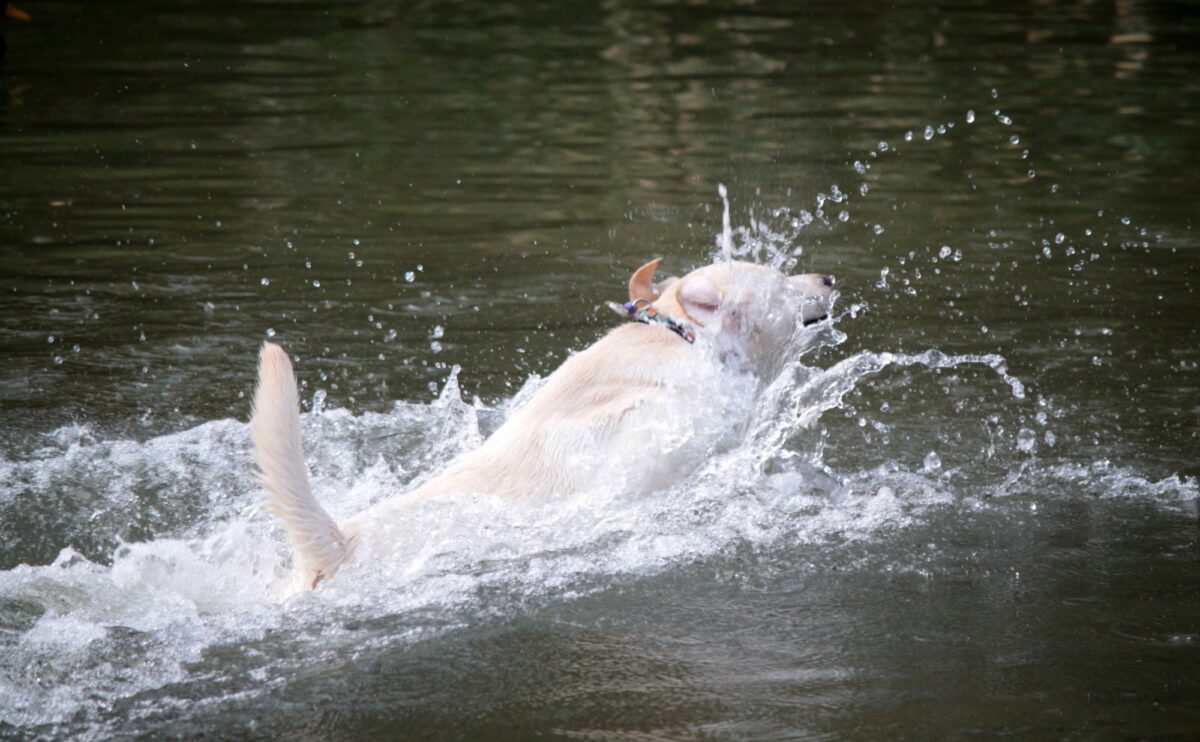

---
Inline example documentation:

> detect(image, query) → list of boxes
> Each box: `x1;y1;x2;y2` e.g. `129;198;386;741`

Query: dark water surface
2;0;1198;738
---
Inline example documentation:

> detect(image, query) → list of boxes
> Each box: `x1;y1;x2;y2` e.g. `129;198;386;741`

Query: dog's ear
628;258;662;304
677;275;721;324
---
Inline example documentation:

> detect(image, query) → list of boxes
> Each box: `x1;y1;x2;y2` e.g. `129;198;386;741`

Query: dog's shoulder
508;322;695;423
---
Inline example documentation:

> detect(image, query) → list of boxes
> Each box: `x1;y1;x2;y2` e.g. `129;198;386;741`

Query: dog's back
397;321;699;503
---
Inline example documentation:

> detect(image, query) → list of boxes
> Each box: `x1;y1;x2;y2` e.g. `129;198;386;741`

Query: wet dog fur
251;259;835;590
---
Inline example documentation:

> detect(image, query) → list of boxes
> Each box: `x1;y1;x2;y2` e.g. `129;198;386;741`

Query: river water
2;0;1198;738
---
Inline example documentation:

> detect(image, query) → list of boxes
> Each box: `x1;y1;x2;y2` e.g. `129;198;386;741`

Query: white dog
251;259;835;589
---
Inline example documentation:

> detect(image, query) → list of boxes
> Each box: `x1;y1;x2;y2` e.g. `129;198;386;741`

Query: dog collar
605;299;696;344
633;306;695;344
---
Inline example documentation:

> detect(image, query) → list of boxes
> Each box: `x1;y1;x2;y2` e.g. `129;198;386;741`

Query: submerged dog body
252;259;835;589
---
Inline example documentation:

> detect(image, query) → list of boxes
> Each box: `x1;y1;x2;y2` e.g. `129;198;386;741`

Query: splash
3;303;1192;735
0;219;1193;734
718;182;734;262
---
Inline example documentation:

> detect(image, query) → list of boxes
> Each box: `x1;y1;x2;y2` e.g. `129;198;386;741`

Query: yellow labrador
251;259;835;589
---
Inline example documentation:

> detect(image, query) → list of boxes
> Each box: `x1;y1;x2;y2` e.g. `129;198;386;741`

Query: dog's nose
821;274;835;287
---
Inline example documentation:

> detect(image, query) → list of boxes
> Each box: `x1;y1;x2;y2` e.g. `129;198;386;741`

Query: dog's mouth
799;295;835;327
798;288;837;327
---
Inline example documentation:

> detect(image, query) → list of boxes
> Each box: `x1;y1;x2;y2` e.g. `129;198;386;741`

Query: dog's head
628;258;836;369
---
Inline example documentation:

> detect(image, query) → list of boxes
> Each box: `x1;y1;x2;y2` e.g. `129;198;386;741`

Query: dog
251;258;835;590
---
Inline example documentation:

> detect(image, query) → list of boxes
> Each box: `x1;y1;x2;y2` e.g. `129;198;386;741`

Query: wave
1;319;1194;733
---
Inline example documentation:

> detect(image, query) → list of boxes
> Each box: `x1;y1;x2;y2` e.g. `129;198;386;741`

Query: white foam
2;264;1194;733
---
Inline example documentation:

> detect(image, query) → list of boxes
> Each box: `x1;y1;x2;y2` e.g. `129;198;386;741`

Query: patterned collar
633;306;695;344
606;299;696;344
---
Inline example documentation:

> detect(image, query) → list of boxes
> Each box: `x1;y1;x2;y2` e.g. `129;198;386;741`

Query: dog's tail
251;342;356;589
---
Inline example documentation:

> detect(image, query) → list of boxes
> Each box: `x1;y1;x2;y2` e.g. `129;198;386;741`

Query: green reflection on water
0;0;1197;737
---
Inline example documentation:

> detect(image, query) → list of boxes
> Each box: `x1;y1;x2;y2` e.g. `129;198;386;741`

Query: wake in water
2;190;1196;734
7;311;1191;732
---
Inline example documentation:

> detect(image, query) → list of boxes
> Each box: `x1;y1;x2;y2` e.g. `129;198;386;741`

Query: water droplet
311;389;327;415
430;341;443;353
838;210;849;222
938;245;952;259
431;325;445;339
266;328;276;337
923;126;935;140
1016;428;1037;454
923;451;942;472
873;224;885;235
966;109;976;124
853;160;866;174
1010;135;1020;145
260;277;270;286
53;355;64;365
904;131;914;142
47;335;55;344
405;271;416;283
312;279;321;288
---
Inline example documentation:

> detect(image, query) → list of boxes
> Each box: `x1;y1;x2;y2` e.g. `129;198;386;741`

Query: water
2;0;1199;738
